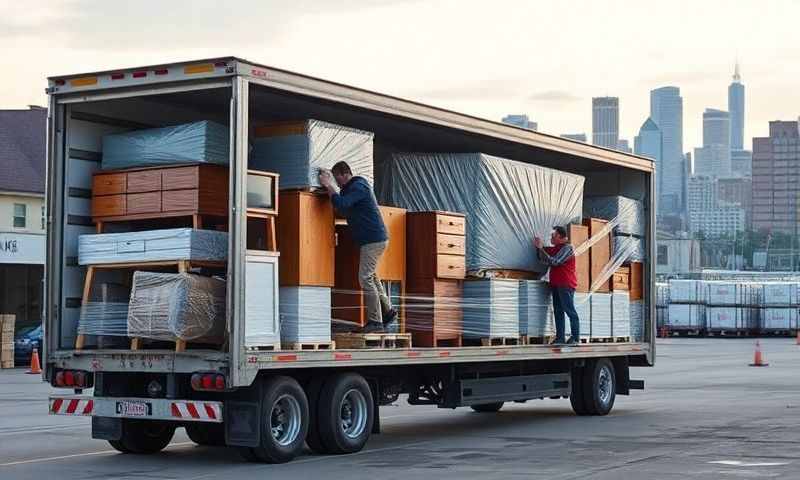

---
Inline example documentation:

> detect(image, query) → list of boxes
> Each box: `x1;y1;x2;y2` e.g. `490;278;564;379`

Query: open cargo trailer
45;58;655;463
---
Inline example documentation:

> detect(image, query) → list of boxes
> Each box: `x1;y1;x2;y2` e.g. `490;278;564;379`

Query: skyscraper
560;133;587;142
728;63;745;151
617;139;632;153
634;118;663;200
694;108;732;177
752;120;800;234
592;97;619;149
650;87;684;214
501;114;538;131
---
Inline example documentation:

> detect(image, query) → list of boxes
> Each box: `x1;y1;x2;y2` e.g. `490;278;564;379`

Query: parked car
14;325;42;366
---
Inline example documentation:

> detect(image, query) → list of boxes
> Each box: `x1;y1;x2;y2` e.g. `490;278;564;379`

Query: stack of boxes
569;223;592;341
405;211;466;347
705;282;757;333
0;315;14;368
758;282;799;333
667;280;705;331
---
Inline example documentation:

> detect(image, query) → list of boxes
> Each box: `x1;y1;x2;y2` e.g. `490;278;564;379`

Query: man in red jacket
534;226;579;344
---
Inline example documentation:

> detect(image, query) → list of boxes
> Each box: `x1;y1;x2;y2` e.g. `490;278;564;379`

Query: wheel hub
270;394;302;446
598;366;613;405
340;389;368;439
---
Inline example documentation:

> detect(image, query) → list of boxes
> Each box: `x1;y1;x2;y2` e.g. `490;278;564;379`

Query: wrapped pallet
656;282;670;307
77;282;130;347
379;152;584;275
250;120;373;189
706;307;741;330
279;287;332;345
79;228;228;265
669;279;705;303
705;281;743;306
518;280;554;338
760;282;798;306
573;293;592;340
667;304;705;329
630;300;645;342
102;121;229;170
583;196;645;237
591;293;612;338
463;279;519;339
613;235;646;262
611;291;631;339
127;272;226;344
761;308;798;331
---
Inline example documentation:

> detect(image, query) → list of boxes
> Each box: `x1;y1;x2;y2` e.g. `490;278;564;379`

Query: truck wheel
243;376;309;463
107;420;175;454
581;359;616;416
470;402;504;413
318;373;374;454
304;376;328;454
185;423;226;446
570;367;589;416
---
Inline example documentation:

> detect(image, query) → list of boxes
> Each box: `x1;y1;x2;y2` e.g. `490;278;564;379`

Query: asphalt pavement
1;338;799;479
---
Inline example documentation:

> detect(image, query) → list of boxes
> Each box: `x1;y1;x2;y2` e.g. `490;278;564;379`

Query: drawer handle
447;243;456;248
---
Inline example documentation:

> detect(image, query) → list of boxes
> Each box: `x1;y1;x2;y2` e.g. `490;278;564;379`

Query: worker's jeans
552;287;580;342
359;240;392;325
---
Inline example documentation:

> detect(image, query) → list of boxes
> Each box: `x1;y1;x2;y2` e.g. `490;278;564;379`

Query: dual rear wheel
570;358;616;416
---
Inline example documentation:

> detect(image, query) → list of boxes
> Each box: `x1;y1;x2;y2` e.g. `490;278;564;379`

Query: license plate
116;401;151;417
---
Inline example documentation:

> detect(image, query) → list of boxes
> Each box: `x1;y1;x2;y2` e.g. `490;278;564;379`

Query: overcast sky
2;0;798;151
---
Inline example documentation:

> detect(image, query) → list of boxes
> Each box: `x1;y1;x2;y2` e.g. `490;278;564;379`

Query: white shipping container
669;280;703;303
667;304;704;328
760;282;798;307
761;308;798;330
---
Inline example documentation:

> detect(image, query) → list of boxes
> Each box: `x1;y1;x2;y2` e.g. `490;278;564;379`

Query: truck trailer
45;57;654;463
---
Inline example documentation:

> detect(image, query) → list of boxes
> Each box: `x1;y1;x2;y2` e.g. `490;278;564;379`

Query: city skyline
1;1;798;154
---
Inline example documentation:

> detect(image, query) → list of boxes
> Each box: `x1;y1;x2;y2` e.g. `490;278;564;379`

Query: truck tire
318;373;374;454
107;420;175;454
581;359;616;416
185;423;226;446
570;367;589;416
470;402;504;413
242;376;309;463
304;376;328;454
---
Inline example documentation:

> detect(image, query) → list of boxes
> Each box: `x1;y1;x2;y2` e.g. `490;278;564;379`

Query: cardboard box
583;218;611;293
568;224;590;293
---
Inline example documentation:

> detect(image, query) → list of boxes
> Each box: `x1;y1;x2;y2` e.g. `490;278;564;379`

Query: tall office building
687;176;745;236
634;118;663;200
650;87;684;214
752;120;800;234
502;114;538;131
694;109;731;178
592;97;619;149
617;139;632;153
731;149;752;177
728;63;745;151
718;177;752;227
560;133;587;142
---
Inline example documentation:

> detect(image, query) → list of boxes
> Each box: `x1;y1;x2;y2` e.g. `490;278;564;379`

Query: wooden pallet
333;333;412;349
614;336;631;343
706;330;750;337
580;337;615;344
284;341;336;351
479;336;521;346
521;335;556;345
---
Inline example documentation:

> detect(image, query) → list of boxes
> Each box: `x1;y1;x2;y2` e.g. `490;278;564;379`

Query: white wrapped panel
669;279;704;303
706;307;740;330
279;287;331;344
761;308;798;330
573;293;591;340
705;282;741;306
591;293;612;337
630;300;645;342
79;228;228;265
667;304;704;328
760;282;798;306
656;283;670;307
463;279;519;338
518;280;554;337
611;292;631;338
245;255;280;348
380;152;584;274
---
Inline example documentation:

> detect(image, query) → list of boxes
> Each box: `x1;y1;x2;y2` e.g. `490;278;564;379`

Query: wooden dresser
91;164;228;231
332;206;407;327
583;218;612;293
568;223;590;293
276;190;335;287
405;211;466;347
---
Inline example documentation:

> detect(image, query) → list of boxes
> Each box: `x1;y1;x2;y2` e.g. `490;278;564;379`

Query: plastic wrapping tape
127;272;226;343
102;121;229;170
250;119;374;189
380;152;584;274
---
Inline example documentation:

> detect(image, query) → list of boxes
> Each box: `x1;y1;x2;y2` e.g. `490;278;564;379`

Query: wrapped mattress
127;272;226;343
79;228;228;265
102;121;229;170
250;120;374;189
379;152;584;274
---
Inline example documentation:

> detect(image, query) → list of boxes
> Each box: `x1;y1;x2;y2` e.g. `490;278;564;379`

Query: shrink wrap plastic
250;120;373;189
630;300;645;342
127;272;226;343
77;283;131;339
279;287;332;344
761;308;798;330
612;291;631;338
79;228;228;265
102;121;229;170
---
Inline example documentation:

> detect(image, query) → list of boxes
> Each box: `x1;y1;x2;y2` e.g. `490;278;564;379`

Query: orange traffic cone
749;340;769;367
27;348;41;374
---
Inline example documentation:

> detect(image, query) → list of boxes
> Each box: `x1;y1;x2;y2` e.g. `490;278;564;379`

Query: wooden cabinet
276;190;335;287
91;164;228;226
569;224;590;293
406;211;467;281
583;218;611;293
612;266;631;291
629;261;644;300
406;278;463;347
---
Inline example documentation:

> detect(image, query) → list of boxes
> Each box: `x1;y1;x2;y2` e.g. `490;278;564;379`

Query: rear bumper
49;395;223;423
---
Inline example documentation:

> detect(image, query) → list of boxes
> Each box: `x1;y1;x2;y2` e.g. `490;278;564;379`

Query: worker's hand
533;237;543;249
318;169;334;189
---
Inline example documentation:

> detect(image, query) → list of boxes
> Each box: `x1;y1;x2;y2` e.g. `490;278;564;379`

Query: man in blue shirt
320;161;398;333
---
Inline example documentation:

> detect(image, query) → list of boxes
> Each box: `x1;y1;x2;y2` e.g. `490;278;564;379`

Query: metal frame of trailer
45;57;655;462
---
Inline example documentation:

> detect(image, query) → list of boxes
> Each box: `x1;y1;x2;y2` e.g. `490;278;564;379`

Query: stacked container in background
667;279;705;331
757;282;799;334
704;282;757;334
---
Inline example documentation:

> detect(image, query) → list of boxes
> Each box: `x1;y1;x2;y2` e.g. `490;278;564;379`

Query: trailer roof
48;56;654;173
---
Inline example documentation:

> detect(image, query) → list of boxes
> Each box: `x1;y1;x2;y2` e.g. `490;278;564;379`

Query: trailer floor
2;338;799;480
